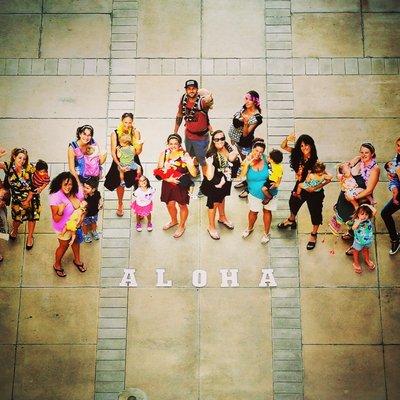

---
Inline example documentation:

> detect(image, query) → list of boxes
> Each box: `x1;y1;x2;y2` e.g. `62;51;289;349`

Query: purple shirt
49;188;84;233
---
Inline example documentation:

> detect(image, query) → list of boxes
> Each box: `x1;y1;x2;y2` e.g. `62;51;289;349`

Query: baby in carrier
153;147;194;194
117;134;142;187
337;162;374;209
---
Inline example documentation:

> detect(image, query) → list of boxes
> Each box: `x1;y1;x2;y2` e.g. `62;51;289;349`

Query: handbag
228;111;243;143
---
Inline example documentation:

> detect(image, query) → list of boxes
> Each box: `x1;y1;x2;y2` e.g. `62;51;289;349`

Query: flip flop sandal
53;265;66;277
352;263;362;274
306;232;318;250
163;221;178;230
218;220;234;230
207;229;220;240
366;261;376;271
73;260;86;273
173;227;185;238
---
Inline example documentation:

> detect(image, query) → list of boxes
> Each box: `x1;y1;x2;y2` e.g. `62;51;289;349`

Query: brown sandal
73;260;86;273
53;265;66;277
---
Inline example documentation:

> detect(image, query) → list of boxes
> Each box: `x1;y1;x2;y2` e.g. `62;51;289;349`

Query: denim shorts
352;239;372;251
185;136;209;166
83;215;98;226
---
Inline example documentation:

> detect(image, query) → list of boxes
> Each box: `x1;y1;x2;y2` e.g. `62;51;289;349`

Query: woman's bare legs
166;201;178;226
54;239;70;269
174;204;188;237
263;209;272;234
247;211;258;231
207;205;218;232
116;185;124;215
10;220;21;238
26;220;36;246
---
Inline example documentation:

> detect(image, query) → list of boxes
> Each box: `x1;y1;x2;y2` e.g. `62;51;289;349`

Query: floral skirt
11;194;41;222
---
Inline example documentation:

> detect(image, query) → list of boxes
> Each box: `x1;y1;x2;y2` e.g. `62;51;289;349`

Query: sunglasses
213;136;225;142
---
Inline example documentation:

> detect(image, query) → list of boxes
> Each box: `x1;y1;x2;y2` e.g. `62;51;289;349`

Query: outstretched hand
182;152;194;165
205;156;214;167
287;132;296;142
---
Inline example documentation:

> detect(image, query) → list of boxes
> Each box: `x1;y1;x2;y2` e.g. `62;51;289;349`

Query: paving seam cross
94;1;138;399
265;1;304;399
0;57;399;76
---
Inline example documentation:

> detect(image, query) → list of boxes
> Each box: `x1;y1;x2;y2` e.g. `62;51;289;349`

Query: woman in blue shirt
241;138;276;244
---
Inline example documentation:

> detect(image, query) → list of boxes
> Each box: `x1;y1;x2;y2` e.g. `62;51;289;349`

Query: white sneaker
242;228;254;238
261;233;271;244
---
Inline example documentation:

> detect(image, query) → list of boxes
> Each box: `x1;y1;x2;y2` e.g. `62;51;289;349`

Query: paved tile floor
0;1;399;399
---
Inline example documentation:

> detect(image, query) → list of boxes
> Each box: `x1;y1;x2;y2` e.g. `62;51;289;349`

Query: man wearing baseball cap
173;79;213;197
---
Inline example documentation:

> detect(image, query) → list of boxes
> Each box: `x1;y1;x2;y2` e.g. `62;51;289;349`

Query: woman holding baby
200;130;240;240
49;172;86;277
157;134;197;239
68;124;106;186
104;113;143;217
334;142;380;255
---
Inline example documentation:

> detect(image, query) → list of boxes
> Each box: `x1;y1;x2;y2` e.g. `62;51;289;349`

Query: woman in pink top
49;172;85;277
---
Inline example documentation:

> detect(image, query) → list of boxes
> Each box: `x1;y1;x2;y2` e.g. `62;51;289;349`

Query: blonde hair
119;133;132;146
11;148;29;168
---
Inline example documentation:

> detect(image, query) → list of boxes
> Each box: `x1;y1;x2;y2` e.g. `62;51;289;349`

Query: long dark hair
76;125;94;140
206;130;232;157
290;134;318;180
243;90;261;113
49;172;79;195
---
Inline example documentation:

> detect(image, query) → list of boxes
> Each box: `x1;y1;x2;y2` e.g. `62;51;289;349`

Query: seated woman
200;130;240;240
334;143;380;255
157;134;196;238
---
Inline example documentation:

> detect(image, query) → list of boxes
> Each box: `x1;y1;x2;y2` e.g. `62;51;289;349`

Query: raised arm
133;129;143;156
281;132;295;154
173;102;183;134
354;166;380;200
203;156;215;181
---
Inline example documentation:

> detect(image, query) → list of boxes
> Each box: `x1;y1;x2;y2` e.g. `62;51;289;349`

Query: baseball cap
184;79;198;88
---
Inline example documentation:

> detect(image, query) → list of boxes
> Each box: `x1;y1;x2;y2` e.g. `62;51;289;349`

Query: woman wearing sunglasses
200;130;240;240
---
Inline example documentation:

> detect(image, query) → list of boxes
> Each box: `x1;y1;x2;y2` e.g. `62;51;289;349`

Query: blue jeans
381;198;400;241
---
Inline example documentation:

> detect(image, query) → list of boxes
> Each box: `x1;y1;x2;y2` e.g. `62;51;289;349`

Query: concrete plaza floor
0;1;400;399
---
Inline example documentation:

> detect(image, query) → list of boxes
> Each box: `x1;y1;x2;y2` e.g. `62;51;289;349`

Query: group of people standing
0;78;399;277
